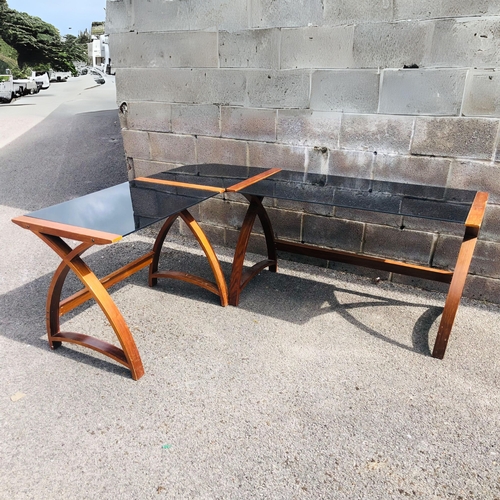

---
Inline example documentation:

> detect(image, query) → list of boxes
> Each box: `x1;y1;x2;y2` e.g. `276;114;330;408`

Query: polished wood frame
149;209;228;306
228;191;488;359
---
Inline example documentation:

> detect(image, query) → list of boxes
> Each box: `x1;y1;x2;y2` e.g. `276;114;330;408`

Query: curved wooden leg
149;214;179;287
229;195;277;306
36;233;144;380
149;209;228;306
432;231;478;359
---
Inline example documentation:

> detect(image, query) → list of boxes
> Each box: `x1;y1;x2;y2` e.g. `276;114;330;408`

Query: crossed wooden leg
36;232;146;380
229;195;277;306
149;209;228;306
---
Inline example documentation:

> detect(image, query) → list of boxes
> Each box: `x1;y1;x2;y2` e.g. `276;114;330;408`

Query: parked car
0;71;15;103
13;78;38;96
32;71;50;90
49;70;71;82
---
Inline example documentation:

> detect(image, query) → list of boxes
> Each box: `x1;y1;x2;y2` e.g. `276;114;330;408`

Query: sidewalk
1;81;499;499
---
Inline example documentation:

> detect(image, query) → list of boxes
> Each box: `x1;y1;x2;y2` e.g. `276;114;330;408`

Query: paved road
1;76;500;499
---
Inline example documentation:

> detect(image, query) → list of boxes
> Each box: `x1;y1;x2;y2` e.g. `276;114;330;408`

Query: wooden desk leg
432;229;478;359
229;195;277;306
149;209;228;306
37;232;144;380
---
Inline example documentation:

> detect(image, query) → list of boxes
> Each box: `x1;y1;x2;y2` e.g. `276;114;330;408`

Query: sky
7;0;106;36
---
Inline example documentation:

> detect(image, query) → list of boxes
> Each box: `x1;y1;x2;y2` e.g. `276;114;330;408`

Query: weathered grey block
363;225;434;263
131;0;191;32
171;104;220;137
245;70;311;109
310;70;380;113
353;21;434;68
412;117;498;160
394;0;500;20
426;19;500;68
110;32;218;69
372;154;452;187
189;0;249;31
219;29;280;69
248;141;305;170
323;0;394;25
340;114;414;154
122;102;171;132
379;69;467;116
277;110;341;150
334;207;401;227
199;197;248;228
226;226;268;253
433;234;462;270
115;68;247;105
463;70;500;118
303;215;364;252
197;136;247;165
470;240;500;279
265;207;303;241
280;26;354;69
122;129;150;160
196;222;226;248
106;0;132;35
149;133;196;164
249;0;324;28
401;216;464;236
463;275;500;304
221;107;276;142
328;149;375;178
481;204;500;243
133;159;181;178
448;159;500;203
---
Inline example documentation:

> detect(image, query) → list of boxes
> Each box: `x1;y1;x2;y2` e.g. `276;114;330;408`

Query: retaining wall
107;0;500;302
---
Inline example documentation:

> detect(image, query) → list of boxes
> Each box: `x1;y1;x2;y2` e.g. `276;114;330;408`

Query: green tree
0;2;87;72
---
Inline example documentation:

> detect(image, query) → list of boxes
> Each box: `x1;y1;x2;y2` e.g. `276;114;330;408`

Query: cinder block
353;21;434;68
122;129;150;160
363;225;434;263
246;70;311;109
133;159;181;178
221;107;276;142
265;207;303;241
106;1;132;35
433;234;462;270
247;141;308;170
195;222;226;248
480;204;500;243
328;149;375;178
132;0;191;32
323;0;394;25
149;133;196;163
426;19;500;68
189;0;249;31
448;159;500;204
219;29;280;69
171;104;220;137
199;197;248;228
275;198;334;217
340;114;414;154
115;68;246;106
463;70;500;117
401;216;464;236
335;207;402;227
196;136;247;165
394;0;500;20
470;240;500;279
122;101;171;132
226;227;268;254
110;32;218;69
303;214;364;252
250;0;324;28
310;70;380;113
277;110;341;150
411;117;498;160
372;155;452;186
463;275;500;304
379;69;467;116
280;26;354;69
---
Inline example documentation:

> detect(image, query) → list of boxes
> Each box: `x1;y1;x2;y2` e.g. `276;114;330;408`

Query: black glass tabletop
235;169;477;224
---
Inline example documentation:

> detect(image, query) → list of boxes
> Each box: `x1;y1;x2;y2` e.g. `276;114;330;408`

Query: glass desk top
25;164;479;238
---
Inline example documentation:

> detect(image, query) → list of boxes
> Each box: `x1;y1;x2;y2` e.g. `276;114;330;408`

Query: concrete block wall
108;0;500;303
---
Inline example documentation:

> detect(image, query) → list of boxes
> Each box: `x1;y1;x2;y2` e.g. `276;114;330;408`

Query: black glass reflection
27;180;219;236
236;169;477;223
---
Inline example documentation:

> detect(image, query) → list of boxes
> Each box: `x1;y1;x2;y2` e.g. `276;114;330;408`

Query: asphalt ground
1;77;499;499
